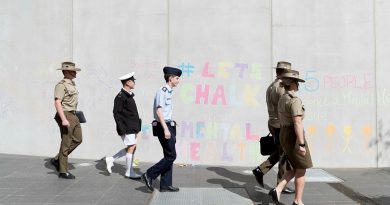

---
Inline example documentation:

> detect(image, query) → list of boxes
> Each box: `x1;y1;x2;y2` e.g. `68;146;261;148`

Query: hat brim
283;76;305;83
274;67;290;70
57;68;81;71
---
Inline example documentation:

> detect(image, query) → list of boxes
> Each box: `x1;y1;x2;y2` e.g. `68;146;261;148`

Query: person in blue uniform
142;66;182;192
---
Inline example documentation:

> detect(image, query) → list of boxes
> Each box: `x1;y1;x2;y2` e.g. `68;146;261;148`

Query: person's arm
54;99;69;127
156;107;170;139
293;116;306;156
113;95;126;136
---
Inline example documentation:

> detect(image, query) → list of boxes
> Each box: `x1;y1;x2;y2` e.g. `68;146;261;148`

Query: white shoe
105;157;114;174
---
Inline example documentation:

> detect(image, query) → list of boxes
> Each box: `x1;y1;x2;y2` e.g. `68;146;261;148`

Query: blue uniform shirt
153;84;173;121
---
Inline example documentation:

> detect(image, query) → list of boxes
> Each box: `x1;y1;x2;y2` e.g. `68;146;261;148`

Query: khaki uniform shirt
54;78;78;111
278;90;305;126
266;79;285;128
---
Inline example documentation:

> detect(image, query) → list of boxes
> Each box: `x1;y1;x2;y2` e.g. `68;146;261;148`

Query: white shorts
120;134;136;146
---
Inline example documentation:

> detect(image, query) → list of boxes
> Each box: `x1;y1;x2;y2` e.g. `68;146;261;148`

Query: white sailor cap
119;72;135;81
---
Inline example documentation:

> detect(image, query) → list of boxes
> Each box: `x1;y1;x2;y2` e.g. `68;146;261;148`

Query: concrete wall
0;0;389;167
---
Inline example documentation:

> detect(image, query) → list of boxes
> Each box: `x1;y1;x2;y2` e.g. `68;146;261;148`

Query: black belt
165;120;176;127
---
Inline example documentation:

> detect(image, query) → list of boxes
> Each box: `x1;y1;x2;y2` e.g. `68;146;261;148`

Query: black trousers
146;124;177;187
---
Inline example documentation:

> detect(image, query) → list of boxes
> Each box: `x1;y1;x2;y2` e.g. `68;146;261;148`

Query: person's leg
253;149;280;187
125;144;140;178
57;112;78;174
253;125;280;187
276;146;285;184
104;148;125;174
67;121;82;155
146;133;173;180
293;169;306;205
271;169;295;202
258;150;280;174
58;131;72;174
159;136;176;187
277;148;295;194
113;148;127;160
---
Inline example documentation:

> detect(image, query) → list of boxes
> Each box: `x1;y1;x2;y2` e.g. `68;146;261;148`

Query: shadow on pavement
94;158;143;178
206;166;277;205
43;157;75;175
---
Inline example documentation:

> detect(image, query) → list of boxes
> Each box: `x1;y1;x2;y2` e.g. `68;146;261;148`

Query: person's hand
298;146;306;156
62;119;70;127
164;128;171;139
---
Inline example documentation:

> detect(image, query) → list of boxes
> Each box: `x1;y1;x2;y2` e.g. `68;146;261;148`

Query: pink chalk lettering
201;62;215;78
196;84;210;104
181;121;193;138
211;85;227;105
190;143;200;161
245;123;260;141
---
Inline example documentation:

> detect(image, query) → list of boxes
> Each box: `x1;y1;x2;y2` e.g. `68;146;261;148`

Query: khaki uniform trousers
258;124;288;184
54;111;82;173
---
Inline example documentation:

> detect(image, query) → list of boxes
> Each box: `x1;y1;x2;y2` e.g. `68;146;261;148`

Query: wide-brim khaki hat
274;61;291;70
281;69;305;82
57;62;81;72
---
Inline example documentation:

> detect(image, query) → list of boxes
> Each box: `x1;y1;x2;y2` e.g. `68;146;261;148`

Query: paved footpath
0;154;389;205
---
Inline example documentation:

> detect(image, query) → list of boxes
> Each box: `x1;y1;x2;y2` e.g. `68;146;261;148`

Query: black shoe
160;185;179;192
252;167;264;187
50;158;59;172
141;173;154;191
292;202;298;205
282;187;295;194
58;172;75;179
268;188;280;205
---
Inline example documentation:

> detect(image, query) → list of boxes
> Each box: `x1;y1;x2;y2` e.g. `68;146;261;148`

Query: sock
112;148;126;160
125;153;133;177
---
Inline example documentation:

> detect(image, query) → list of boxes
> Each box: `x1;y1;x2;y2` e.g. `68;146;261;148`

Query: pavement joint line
328;183;379;205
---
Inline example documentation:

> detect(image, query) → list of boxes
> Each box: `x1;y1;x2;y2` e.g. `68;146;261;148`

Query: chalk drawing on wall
362;124;373;152
343;125;353;153
326;123;336;151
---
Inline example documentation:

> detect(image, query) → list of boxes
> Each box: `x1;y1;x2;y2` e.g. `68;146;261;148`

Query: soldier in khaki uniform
253;61;295;194
268;69;313;205
51;62;83;179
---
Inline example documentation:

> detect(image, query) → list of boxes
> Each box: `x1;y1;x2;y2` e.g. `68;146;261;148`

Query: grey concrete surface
0;154;389;205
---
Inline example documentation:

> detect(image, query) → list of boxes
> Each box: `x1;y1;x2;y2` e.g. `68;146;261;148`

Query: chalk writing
180;83;262;107
177;63;195;77
302;70;374;92
201;62;262;80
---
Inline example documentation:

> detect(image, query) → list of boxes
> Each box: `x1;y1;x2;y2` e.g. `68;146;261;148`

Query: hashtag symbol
177;63;195;77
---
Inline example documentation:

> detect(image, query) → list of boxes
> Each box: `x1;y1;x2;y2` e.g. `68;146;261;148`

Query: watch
299;143;306;147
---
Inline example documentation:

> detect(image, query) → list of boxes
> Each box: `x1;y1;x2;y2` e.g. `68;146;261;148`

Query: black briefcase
75;111;86;123
260;133;276;156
